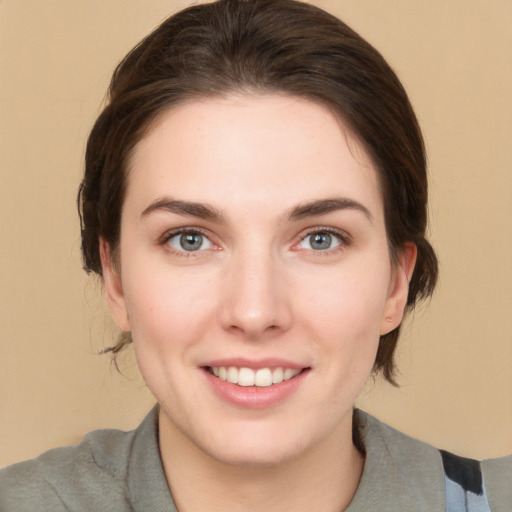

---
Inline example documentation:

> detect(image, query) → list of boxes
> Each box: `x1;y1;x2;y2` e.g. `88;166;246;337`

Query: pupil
180;233;202;251
311;233;331;250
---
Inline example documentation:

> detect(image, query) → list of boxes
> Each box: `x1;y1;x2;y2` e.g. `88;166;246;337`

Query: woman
1;0;509;510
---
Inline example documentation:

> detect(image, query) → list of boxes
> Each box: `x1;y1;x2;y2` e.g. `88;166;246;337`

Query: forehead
126;94;382;220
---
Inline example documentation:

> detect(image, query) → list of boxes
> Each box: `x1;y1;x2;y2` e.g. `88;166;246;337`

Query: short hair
78;0;438;383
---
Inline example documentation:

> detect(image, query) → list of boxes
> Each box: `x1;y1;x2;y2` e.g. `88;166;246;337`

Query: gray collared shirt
1;406;510;511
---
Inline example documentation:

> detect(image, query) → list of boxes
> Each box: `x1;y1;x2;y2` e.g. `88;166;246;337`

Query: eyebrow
288;197;373;222
141;198;226;223
141;196;372;224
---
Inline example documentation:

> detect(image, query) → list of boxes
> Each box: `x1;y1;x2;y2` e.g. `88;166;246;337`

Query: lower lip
203;368;310;409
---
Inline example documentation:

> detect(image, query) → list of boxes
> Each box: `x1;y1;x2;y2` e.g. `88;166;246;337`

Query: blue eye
298;231;342;251
167;232;213;252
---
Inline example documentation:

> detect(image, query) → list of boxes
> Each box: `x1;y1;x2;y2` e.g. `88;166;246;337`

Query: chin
194;420;322;469
206;439;306;469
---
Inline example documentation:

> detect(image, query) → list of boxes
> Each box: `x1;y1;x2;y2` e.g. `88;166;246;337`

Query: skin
101;94;416;511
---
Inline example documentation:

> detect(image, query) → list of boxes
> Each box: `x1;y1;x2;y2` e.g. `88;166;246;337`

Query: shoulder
0;407;161;512
355;408;440;460
350;410;511;512
481;454;512;510
347;410;447;510
0;428;134;512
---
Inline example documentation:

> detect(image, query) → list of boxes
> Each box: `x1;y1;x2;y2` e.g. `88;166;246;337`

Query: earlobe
99;238;131;332
380;242;417;335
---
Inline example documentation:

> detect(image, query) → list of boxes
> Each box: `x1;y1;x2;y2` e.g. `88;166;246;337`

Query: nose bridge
221;242;290;337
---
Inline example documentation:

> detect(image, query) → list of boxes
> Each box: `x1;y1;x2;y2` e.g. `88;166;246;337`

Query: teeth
238;368;255;387
283;368;296;380
211;366;302;387
255;368;272;387
227;366;238;384
272;367;284;384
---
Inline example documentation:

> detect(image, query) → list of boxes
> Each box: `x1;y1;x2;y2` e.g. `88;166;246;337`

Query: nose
219;247;292;339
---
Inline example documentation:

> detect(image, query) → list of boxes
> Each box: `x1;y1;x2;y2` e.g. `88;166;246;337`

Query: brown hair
78;0;438;383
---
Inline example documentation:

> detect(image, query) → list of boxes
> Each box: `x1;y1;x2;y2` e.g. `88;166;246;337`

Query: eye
297;230;344;251
167;231;213;252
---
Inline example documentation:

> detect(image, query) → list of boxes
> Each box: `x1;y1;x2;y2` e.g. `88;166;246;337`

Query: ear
99;238;131;332
380;242;417;335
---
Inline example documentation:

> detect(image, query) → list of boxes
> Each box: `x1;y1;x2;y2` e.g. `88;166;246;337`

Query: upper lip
201;358;308;370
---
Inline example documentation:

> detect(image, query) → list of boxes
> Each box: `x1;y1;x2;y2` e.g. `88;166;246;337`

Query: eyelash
295;227;351;254
158;226;351;256
160;228;217;256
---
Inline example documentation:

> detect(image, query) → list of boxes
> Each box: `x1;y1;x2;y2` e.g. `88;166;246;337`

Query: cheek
296;264;390;350
122;263;217;347
306;268;391;395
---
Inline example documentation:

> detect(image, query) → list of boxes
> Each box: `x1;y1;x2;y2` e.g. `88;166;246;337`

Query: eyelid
159;226;220;253
157;225;350;254
160;226;206;243
293;226;352;251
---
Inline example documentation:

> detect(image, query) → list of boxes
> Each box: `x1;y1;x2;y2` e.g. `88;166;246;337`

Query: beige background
1;0;511;468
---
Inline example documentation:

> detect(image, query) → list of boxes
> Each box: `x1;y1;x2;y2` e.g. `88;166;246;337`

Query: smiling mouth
206;366;307;387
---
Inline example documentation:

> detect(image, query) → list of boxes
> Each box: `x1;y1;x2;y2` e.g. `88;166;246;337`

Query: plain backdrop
1;0;511;467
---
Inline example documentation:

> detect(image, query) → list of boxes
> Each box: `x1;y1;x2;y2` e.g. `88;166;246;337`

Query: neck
158;409;364;512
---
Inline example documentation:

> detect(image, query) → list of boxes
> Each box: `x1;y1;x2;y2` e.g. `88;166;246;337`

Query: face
102;94;414;467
